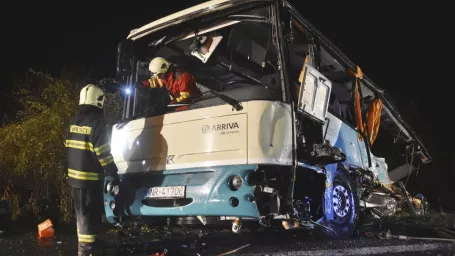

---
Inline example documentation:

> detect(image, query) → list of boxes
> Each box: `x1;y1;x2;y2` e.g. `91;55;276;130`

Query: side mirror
116;39;134;83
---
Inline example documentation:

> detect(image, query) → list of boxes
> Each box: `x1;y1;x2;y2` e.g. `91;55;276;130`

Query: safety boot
78;240;108;256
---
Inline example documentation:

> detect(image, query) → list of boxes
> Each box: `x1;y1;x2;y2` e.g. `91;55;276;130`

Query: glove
138;80;150;88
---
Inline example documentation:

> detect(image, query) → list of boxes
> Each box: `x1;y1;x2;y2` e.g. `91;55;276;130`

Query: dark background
2;1;454;211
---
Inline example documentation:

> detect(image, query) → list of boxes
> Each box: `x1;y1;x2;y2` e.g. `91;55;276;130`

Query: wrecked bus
104;0;431;237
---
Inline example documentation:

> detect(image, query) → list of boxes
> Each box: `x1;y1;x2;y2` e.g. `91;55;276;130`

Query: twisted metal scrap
365;230;455;243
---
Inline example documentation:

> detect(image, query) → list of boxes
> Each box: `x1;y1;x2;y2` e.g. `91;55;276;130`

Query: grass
0;69;123;224
360;211;455;238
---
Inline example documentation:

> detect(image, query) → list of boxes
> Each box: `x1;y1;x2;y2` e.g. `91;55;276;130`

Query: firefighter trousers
72;186;103;250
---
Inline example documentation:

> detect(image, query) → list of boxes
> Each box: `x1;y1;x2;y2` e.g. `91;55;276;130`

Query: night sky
2;1;454;210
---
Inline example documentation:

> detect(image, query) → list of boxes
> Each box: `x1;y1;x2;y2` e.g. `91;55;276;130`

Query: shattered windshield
128;5;283;118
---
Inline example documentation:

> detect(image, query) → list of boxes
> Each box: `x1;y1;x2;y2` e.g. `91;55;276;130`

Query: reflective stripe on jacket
141;67;201;104
65;106;118;188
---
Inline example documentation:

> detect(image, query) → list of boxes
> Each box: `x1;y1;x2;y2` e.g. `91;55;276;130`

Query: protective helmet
79;84;105;108
149;57;170;75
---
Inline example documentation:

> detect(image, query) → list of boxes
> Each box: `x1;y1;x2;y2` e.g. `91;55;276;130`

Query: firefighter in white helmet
65;84;119;255
139;57;201;109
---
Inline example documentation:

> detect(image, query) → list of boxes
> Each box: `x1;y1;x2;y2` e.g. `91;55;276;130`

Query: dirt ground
1;213;454;255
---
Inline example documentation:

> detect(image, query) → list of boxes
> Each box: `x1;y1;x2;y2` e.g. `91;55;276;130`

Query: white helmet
79;84;105;108
149;57;170;75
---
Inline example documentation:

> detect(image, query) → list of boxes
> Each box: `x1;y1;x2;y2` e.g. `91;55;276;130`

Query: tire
318;169;360;239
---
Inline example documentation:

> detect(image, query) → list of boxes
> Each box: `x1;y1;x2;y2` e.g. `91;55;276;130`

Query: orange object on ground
38;219;54;238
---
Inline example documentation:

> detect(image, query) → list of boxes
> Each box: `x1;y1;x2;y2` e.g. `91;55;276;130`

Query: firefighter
139;57;201;105
65;84;120;255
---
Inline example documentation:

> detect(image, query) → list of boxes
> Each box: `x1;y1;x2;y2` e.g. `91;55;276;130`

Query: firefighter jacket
141;67;201;104
64;106;118;189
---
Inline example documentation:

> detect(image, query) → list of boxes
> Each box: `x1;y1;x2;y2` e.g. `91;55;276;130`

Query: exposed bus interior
285;16;428;172
107;0;432;228
120;2;429;200
126;5;285;120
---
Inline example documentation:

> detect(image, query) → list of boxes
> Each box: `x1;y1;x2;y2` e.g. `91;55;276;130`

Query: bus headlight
106;182;120;196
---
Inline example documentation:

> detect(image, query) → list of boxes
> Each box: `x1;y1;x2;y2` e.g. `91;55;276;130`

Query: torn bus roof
125;0;431;164
284;1;431;164
127;0;233;41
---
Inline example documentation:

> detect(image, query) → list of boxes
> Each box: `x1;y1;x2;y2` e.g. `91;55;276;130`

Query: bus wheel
319;170;359;239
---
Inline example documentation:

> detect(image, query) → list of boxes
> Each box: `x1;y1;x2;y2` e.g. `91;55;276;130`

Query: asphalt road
1;225;454;256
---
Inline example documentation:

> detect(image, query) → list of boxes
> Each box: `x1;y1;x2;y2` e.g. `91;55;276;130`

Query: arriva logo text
202;122;239;133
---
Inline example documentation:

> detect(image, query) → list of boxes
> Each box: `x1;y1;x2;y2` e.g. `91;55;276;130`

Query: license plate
146;186;186;199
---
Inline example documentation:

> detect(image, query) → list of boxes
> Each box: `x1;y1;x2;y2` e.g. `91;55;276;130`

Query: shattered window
130;5;284;117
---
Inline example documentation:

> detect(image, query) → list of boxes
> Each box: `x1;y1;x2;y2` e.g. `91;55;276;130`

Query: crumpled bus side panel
323;112;391;184
323;113;366;169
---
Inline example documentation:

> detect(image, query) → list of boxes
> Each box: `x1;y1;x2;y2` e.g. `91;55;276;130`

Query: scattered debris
232;218;241;233
436;227;455;239
441;228;455;236
365;230;455;243
37;219;54;238
282;219;301;230
216;244;250;256
151;248;168;256
197;216;207;225
310;220;338;237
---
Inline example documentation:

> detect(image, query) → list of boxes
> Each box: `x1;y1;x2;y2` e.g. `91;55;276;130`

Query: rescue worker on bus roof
64;84;120;256
139;57;201;106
